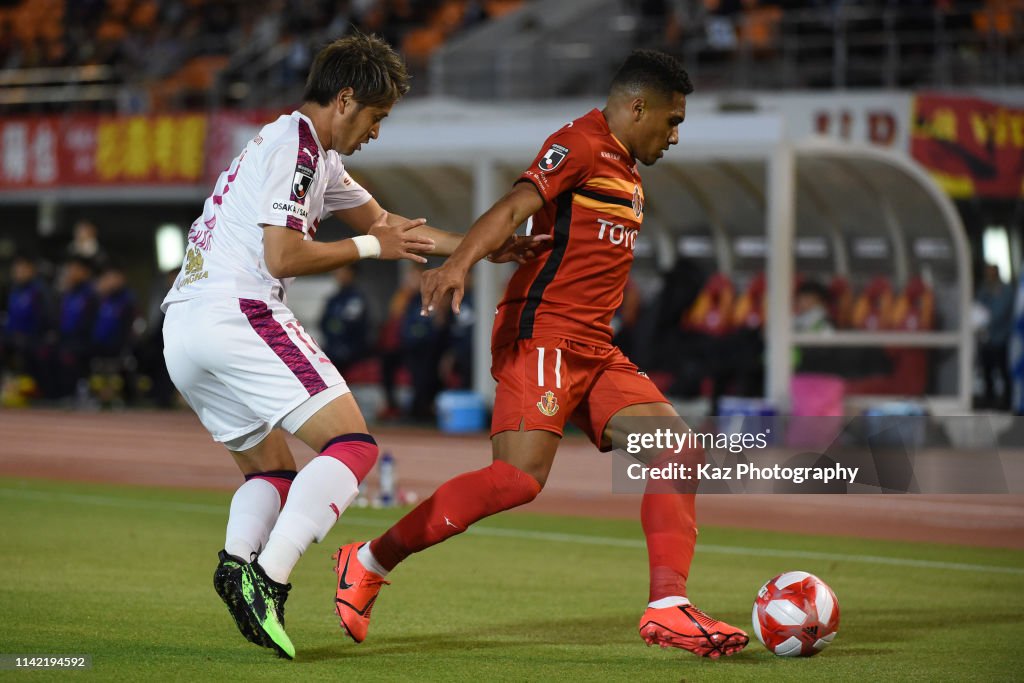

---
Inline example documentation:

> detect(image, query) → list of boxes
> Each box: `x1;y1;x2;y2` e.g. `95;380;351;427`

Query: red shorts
490;337;669;450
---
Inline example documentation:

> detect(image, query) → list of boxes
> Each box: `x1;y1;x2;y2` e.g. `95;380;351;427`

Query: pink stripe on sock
321;434;378;483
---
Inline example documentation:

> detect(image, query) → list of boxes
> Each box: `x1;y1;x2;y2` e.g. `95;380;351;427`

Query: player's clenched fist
368;211;436;263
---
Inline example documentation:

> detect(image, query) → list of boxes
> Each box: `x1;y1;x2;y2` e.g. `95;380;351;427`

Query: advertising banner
0;114;208;189
911;93;1024;199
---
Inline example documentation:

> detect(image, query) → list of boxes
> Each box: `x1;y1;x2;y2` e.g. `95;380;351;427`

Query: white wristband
352;234;381;259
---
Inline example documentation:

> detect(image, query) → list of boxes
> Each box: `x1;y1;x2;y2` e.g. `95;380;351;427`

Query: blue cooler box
436;390;487;433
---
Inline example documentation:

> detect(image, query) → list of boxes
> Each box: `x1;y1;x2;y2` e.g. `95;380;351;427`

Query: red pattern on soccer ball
752;571;840;656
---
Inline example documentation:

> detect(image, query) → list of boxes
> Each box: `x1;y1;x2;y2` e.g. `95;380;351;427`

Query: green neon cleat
236;560;295;659
214;550;262;645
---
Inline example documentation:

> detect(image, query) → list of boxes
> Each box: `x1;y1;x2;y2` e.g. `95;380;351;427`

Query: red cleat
639;603;749;659
332;542;389;643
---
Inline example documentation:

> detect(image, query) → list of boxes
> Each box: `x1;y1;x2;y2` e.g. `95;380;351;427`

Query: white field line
1;487;1021;576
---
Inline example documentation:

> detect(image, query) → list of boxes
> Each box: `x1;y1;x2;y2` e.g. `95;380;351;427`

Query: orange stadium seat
485;0;525;19
683;272;735;336
739;3;782;53
974;0;1024;36
890;275;935;331
850;276;894;330
845;276;934;396
149;55;229;110
731;271;766;330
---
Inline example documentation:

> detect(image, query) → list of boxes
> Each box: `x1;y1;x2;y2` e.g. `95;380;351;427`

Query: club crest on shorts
538;144;569;172
536;390;560;417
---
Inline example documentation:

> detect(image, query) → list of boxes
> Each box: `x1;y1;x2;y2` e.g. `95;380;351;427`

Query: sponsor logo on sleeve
538;143;570;172
272;201;309;219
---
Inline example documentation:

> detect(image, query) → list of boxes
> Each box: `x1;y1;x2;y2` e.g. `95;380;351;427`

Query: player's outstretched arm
421;182;545;315
262;212;434;279
333;197;549;261
334;198;462;256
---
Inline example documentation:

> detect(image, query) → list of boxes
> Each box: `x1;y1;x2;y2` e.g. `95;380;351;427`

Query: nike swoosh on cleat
336;594;377;616
337;550;355;590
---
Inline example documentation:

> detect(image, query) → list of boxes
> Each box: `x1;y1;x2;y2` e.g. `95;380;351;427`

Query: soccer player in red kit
334;50;749;659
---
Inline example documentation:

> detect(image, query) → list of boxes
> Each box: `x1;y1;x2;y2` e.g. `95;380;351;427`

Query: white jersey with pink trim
161;111;372;311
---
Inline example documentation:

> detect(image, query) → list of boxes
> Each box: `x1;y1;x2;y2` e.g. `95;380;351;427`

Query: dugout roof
349;99;972;412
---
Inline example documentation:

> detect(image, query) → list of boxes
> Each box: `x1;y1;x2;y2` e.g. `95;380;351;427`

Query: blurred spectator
441;271;475;389
377;265;418;420
319;264;371;374
399;264;447;422
45;256;98;400
135;269;178;407
793;279;833;333
792;279;835;374
91;263;137;358
90;263;139;406
977;263;1014;410
65;219;108;268
1;254;52;398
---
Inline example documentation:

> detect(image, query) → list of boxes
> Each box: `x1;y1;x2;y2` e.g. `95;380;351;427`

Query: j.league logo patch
538;144;569;172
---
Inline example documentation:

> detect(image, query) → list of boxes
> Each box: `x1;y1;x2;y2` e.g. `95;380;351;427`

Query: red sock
642;491;697;602
370;460;540;572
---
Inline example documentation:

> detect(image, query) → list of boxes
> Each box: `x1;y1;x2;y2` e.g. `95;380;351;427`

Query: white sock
648;596;691;609
258;456;359;584
224;478;281;560
357;542;389;577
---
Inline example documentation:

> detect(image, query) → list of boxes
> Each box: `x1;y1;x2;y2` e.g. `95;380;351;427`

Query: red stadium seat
850;276;894;330
731;272;766;330
890;275;935;331
683;272;735;336
828;276;853;329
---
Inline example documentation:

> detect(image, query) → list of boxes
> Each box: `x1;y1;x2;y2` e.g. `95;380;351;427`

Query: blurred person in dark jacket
319;264;370;374
47;256;98;399
1;254;52;398
978;263;1014;409
90;263;139;405
92;263;137;358
399;264;448;421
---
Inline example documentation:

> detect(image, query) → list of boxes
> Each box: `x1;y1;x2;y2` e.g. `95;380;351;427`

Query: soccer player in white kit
162;34;545;659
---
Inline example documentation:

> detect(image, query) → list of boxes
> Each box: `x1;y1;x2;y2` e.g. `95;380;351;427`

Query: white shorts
163;296;350;451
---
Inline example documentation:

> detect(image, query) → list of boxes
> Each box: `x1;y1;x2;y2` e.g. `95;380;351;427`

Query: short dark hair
610;49;693;99
304;33;411;108
796;280;830;303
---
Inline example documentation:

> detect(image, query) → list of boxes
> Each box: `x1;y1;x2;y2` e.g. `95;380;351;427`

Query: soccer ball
752;571;840;656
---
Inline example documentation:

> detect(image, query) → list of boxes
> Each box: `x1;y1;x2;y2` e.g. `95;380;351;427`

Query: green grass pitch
1;477;1022;681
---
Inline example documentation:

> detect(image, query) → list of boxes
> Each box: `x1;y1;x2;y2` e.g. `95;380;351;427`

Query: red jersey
492;109;645;348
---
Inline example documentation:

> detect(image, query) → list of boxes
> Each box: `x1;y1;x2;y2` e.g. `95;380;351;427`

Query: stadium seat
890;275;935;331
731;272;766;330
683;272;735;336
850;276;894;330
